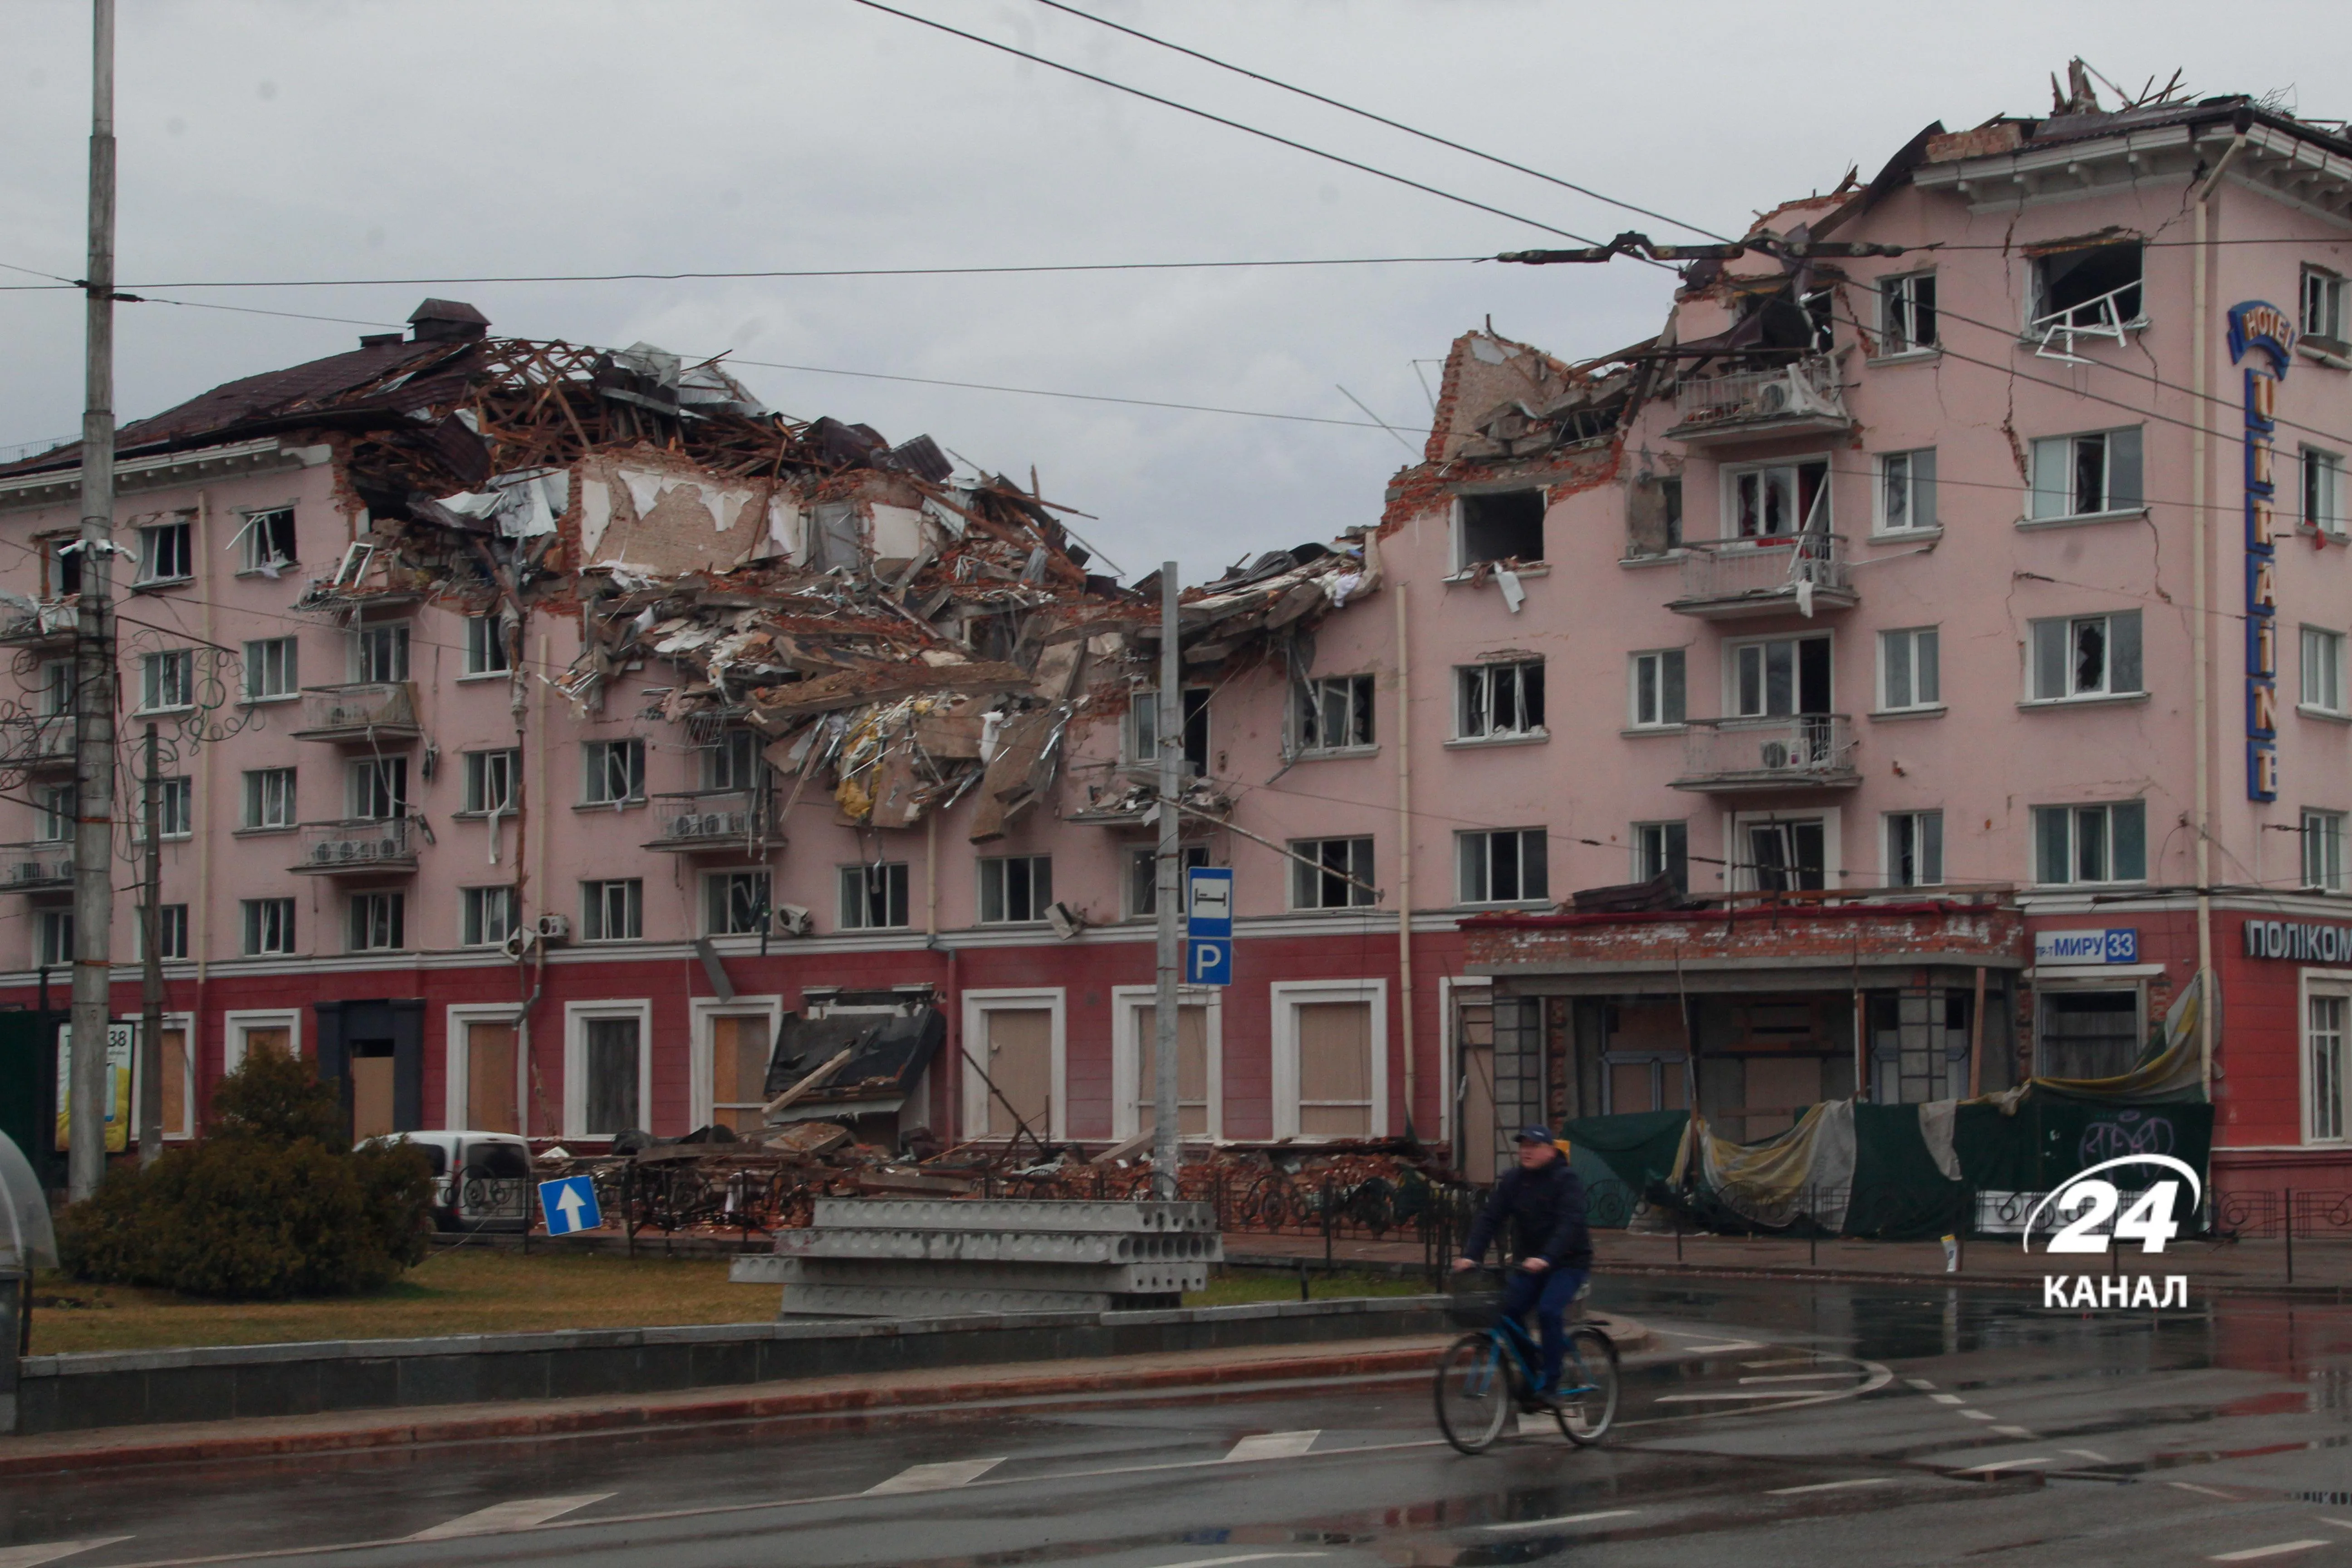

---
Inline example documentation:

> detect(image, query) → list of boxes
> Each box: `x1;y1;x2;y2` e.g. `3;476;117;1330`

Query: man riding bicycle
1452;1126;1591;1404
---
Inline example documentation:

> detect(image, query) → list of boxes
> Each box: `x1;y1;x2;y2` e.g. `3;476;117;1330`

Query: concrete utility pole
137;722;162;1167
68;0;119;1201
1151;560;1181;1200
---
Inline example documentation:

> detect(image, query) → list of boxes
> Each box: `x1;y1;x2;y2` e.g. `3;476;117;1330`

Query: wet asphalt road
15;1277;2352;1568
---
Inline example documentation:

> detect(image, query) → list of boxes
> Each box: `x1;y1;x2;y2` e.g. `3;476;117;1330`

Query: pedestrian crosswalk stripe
1927;1392;1965;1404
1768;1478;1893;1495
410;1494;613;1539
865;1458;1007;1494
0;1540;133;1568
2210;1543;2328;1562
1484;1509;1638;1534
1222;1430;1321;1461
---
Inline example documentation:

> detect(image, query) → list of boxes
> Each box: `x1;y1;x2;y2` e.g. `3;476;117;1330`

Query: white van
372;1131;534;1232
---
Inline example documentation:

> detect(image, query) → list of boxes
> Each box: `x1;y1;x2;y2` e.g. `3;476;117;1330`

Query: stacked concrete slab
732;1197;1222;1316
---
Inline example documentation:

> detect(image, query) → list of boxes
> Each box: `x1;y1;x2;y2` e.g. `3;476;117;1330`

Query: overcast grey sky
3;1;2342;582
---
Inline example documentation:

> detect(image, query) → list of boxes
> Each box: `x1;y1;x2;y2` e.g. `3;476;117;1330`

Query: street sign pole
1152;561;1181;1200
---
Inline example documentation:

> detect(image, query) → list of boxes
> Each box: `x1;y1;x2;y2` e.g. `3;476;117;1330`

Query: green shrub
58;1048;433;1299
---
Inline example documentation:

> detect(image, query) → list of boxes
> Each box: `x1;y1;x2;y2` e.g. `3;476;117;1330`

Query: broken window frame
1725;458;1829;540
462;749;520;815
135;516;194;586
2028;428;2144;521
41;535;82;599
1457;828;1549;907
1885;810;1945;888
347;891;406;953
1627;650;1686;730
2032;801;2147;886
705;870;772;936
1455;660;1546;740
1289;836;1374;911
242;897;295;956
838;862;911;930
348;756;408;822
1454;489;1547;572
1294;673;1375;755
1741;816;1829;894
1877;271;1939;356
581;878;643;942
2026;242;2147;359
461;885;519;947
351;619;411;684
243;767;296;830
462;614;511;677
2303;265;2347;350
1878;626;1941;712
1632;821;1688;893
581;739;646;805
242;636;298;701
978;854;1054;924
1877;449;1938;534
1127;844;1210;920
2029;611;2142;702
238;507;297;573
1129;687;1211;776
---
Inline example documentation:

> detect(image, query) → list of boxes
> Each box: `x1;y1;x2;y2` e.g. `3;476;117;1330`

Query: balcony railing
642;789;780;852
0;599;76;647
1673;715;1858;792
2028;282;2145;363
1669;534;1855;618
292;816;416;874
289;682;420;742
0;713;76;769
0;842;74;892
1668;355;1850;443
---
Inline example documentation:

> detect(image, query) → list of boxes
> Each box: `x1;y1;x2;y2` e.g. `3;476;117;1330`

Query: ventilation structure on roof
408;298;490;343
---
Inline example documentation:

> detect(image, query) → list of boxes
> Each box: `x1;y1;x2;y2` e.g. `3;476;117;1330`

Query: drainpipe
1392;573;1416;1140
2190;115;2249;1103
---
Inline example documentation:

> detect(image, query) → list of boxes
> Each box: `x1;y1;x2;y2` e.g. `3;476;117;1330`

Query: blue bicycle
1434;1266;1619;1453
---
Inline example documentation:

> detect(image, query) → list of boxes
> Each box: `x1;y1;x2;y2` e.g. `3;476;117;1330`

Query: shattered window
581;879;643;941
464;750;520;814
137;516;193;584
241;508;296;572
353;621;410;683
1296;675;1374;753
1289;836;1373;911
347;891;405;952
706;871;772;936
464;615;511;676
1633;822;1688;893
1746;819;1827;893
1457;490;1545;570
1878;450;1937;532
1458;828;1548;906
2029;612;2141;700
38;909;72;966
704;729;763;791
349;757;408;821
2029;429;2142;519
1131;688;1211;775
1732;635;1831;718
1730;461;1828;539
1129;844;1210;919
461;886;518;946
1457;660;1546;739
1878;272;1938;354
242;897;294;956
979;855;1054;923
2032;243;2143;331
582;739;646;804
839;862;910;930
43;535;82;599
1886;811;1944;887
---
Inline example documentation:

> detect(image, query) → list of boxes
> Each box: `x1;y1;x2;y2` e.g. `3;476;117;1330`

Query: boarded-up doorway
350;1041;396;1141
465;1022;519;1133
1129;1000;1210;1136
1297;1001;1373;1136
708;1014;772;1133
984;1008;1053;1137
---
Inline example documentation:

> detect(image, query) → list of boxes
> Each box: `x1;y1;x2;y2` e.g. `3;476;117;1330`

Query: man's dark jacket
1462;1156;1592;1269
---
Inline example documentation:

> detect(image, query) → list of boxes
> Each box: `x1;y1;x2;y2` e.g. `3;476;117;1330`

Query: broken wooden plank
761;1046;857;1117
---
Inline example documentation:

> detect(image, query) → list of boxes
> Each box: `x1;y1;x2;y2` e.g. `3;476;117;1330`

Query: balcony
1667;535;1856;619
1665;355;1851;446
0;599;75;648
0;714;76;771
1672;715;1858;793
291;817;417;875
642;789;782;854
0;843;74;893
288;682;420;743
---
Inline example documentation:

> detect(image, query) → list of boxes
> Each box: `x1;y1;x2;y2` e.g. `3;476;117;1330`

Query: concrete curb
0;1341;1448;1477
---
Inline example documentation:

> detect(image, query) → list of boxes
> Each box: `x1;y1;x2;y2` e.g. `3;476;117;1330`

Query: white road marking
1744;1357;1822;1369
1928;1393;1965;1405
1677;1340;1766;1353
2172;1482;2248;1500
0;1543;134;1568
1992;1426;2038;1439
2322;1519;2352;1531
409;1497;612;1541
1767;1478;1894;1495
1146;1555;1330;1568
1516;1411;1556;1436
1484;1509;1639;1534
1959;1456;2054;1473
1222;1430;1321;1462
1740;1372;1853;1383
1906;1377;1940;1391
864;1459;1006;1494
1959;1409;1996;1421
1658;1390;1849;1402
2064;1448;2117;1463
2211;1544;2329;1562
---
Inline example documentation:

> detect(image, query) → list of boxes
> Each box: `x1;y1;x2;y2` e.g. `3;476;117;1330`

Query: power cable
841;0;1634;254
720;356;1400;431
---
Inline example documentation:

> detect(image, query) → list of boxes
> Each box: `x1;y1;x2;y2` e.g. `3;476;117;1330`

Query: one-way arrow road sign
539;1174;603;1235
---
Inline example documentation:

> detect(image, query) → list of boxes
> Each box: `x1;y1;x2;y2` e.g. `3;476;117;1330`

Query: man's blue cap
1514;1125;1555;1144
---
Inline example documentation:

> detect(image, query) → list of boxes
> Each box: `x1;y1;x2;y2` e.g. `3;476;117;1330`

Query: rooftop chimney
358;332;403;349
407;298;490;343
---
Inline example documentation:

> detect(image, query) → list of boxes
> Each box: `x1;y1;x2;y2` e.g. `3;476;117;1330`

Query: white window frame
2026;611;2143;703
2026;427;2145;523
1627;649;1686;730
2305;808;2348;894
1456;827;1549;907
1883;809;1945;888
2302;969;2352;1147
462;613;512;677
1455;659;1547;742
243;637;298;702
1725;631;1833;718
2305;446;2347;539
563;999;655;1142
581;878;644;942
1632;820;1688;890
239;506;297;574
688;994;786;1131
959;987;1067;1142
1720;456;1830;541
1126;843;1209;920
1877;626;1942;713
139;649;195;713
347;890;407;953
581;738;646;805
2304;265;2348;348
838;862;911;930
443;1002;526;1132
977;853;1053;925
1875;448;1939;534
1270;977;1389;1141
1289;836;1375;911
1725;807;1843;893
243;767;297;830
135;516;194;585
348;756;407;821
1108;983;1224;1142
240;897;297;957
2303;626;2349;718
2031;800;2149;887
1437;973;1492;1149
351;619;410;683
462;749;520;815
36;909;72;967
705;868;773;936
461;885;518;947
223;1007;303;1072
1877;270;1939;357
1294;673;1377;756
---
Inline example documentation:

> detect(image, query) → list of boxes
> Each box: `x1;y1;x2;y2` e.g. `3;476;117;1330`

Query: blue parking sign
1186;937;1232;986
539;1175;603;1235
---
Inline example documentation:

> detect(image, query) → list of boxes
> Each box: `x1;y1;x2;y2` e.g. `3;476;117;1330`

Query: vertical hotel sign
2234;300;2297;800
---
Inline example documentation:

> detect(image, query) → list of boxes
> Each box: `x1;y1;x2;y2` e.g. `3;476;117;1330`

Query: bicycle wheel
1554;1327;1621;1446
1434;1333;1513;1454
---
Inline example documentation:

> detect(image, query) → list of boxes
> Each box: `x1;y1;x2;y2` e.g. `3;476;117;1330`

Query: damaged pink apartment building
5;77;2352;1200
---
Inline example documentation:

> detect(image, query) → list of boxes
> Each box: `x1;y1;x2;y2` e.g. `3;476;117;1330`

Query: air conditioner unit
501;926;537;961
670;814;699;840
353;841;378;862
535;913;571;942
1759;741;1791;769
1044;901;1087;940
312;842;336;864
700;813;726;836
771;903;813;938
377;838;400;859
1753;366;1841;420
